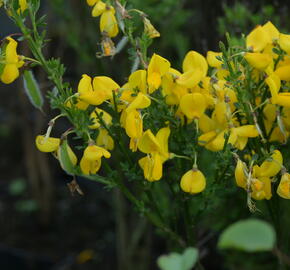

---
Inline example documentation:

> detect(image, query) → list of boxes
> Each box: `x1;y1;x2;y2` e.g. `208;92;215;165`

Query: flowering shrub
1;0;290;260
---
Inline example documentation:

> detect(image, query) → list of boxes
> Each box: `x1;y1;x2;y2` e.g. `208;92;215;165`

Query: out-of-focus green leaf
218;219;276;252
157;247;198;270
23;70;43;110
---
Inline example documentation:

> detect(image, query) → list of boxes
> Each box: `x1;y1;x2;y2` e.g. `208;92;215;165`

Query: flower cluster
2;0;290;209
35;21;290;204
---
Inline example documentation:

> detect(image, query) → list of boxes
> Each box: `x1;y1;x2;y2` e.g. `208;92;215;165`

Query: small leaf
58;140;75;175
9;178;26;196
23;70;43;110
157;247;198;270
218;218;276;252
182;247;198;270
158;253;182;270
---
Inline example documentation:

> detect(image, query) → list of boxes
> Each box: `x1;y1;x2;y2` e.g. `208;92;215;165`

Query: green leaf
157;247;198;270
58;139;75;175
218;218;276;252
9;178;27;196
23;70;43;110
182;247;198;270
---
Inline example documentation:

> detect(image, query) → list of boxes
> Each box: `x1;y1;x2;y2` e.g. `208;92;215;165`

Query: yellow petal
35;135;60;152
83;145;111;161
80;157;101;175
274;65;290;81
277;173;290;199
176;70;203;88
96;129;114;150
0;64;19;84
244;53;272;70
91;0;105;16
138;153;163;181
206;51;222;68
78;74;93;94
259;150;283;177
235;159;247;189
137;129;161;154
275;93;290;107
126;92;151;113
262;21;279;42
179;93;206;119
125;110;143;138
128;69;147;93
278;33;290;54
265;73;280;104
180;169;206;194
89;108;112;129
234;125;259;138
100;9;119;37
147;53;171;92
198;131;217;146
251;177;272;200
199;113;216;133
156;127;170;161
182;50;208;77
246;25;271;52
87;0;99;6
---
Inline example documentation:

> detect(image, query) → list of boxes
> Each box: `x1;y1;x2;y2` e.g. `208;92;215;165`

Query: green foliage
218;219;276;252
23;70;43;110
9;178;27;196
157;247;198;270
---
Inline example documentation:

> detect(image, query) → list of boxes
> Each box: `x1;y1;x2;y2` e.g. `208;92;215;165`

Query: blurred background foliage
1;0;290;269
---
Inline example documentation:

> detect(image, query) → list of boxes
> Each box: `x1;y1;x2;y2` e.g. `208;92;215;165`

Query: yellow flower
246;25;271;52
96;129;114;150
125;109;143;139
100;7;119;38
179;93;206;119
80;157;102;175
35;135;60;152
251;176;272;200
138;129;161;154
89;108;112;129
83;144;111;160
235;159;247;189
258;150;283;177
277;173;290;199
71;74;93;110
138;127;171;181
0;37;24;84
80;144;110;175
182;50;208;77
79;76;120;105
138;152;163;181
147;53;171;93
180;169;206;194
